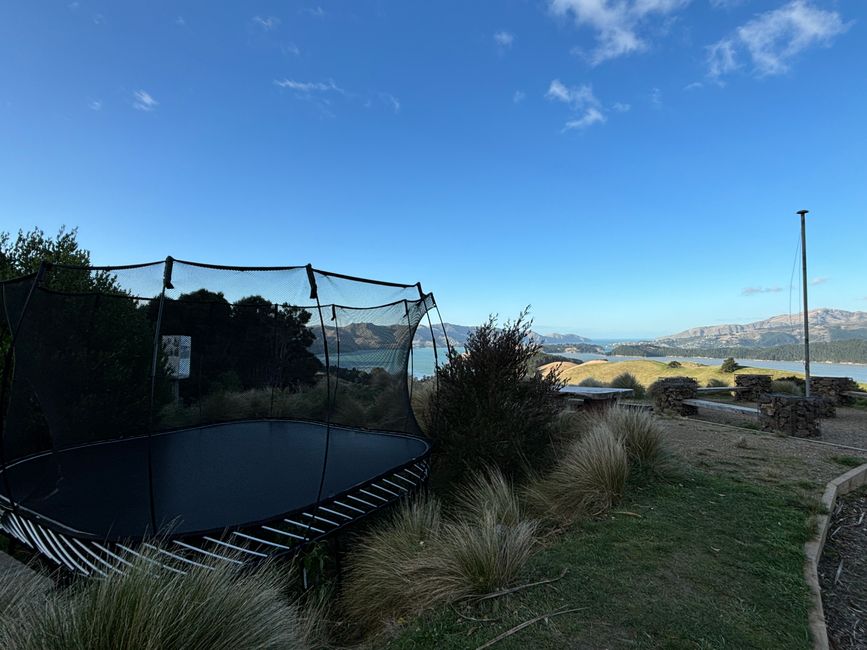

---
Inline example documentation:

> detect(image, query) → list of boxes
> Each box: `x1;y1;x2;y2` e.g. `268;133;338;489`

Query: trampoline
0;259;444;575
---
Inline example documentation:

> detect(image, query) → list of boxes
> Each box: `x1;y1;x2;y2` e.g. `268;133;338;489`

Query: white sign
162;335;191;379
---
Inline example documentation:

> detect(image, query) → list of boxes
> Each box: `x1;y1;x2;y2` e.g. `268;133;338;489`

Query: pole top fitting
797;209;809;216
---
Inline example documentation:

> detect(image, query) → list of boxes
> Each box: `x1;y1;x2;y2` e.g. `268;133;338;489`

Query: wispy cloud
379;92;401;113
281;43;301;56
683;81;703;91
742;286;783;296
274;79;344;94
174;16;186;27
546;79;607;131
810;276;829;285
612;101;630;112
132;90;158;112
494;31;515;48
513;90;526;104
253;15;280;30
302;6;326;18
88;100;102;111
708;0;850;79
650;87;662;108
67;2;79;10
548;0;690;65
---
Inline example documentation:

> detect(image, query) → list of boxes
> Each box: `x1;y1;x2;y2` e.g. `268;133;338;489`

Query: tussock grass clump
529;425;629;522
771;379;802;396
454;466;524;527
603;407;668;471
577;377;606;388
0;552;324;650
706;378;729;388
342;481;539;634
609;372;646;398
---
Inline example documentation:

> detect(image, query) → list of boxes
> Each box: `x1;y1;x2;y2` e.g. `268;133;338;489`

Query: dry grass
0;551;325;650
529;425;630;522
603;407;668;471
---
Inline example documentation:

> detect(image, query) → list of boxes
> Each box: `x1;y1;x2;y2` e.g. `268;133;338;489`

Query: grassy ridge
390;467;813;649
542;359;804;389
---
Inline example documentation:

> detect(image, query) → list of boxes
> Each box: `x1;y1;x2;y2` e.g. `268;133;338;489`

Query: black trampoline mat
1;420;429;540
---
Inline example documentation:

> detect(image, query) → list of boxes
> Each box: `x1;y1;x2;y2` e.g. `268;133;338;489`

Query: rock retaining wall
650;377;698;415
759;394;826;438
734;374;772;402
811;376;860;407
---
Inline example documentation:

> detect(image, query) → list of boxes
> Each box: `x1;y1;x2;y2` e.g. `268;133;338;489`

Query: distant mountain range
412;323;591;348
655;309;867;349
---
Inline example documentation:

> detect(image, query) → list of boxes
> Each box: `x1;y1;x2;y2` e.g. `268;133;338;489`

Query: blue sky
1;1;864;338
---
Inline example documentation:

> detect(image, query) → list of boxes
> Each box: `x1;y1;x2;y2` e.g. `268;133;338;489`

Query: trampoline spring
21;519;61;565
346;494;376;509
283;518;324;534
92;543;136;569
359;489;389;503
403;467;423;480
382;478;408;493
261;524;307;541
332;499;366;514
369;483;400;498
392;473;418;487
43;528;90;575
172;541;244;565
317;506;353;521
142;543;212;571
70;538;125;576
62;540;108;578
118;544;186;575
232;531;293;550
300;512;339;527
202;536;268;558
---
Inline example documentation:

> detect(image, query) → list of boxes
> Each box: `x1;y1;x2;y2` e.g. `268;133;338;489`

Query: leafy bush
721;357;740;373
0;551;324;650
528;425;629;522
706;378;729;388
426;310;564;486
667;360;682;368
577;377;606;388
602;407;667;471
609;372;646;398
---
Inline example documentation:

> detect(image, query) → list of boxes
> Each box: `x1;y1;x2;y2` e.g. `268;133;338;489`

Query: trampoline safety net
0;258;440;573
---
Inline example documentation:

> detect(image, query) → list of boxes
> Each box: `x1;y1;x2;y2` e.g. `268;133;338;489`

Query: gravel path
818;488;867;650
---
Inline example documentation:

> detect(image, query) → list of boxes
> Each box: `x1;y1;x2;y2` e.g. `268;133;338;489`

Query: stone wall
734;374;772;402
650;377;698;416
759;394;827;438
811;376;860;407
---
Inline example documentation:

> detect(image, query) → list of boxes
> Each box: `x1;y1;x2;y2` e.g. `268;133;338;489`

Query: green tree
721;357;740;373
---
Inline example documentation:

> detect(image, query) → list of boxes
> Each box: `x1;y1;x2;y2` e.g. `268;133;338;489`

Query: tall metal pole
797;209;811;397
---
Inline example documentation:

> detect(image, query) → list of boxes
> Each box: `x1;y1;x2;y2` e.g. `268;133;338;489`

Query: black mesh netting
0;258;438;542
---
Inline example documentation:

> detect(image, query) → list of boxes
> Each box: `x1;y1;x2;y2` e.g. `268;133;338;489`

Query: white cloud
650;86;662;108
303;6;326;18
708;1;850;78
88;100;102;111
494;31;515;48
707;38;738;78
513;90;527;103
548;0;690;64
612;101;631;112
683;81;703;90
132;90;158;112
546;79;607;131
742;286;783;295
175;16;186;27
67;2;79;10
274;79;344;94
810;276;829;285
281;43;301;56
253;15;280;30
380;92;401;113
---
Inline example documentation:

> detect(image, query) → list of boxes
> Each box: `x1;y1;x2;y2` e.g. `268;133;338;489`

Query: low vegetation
609;371;646;398
0;552;324;650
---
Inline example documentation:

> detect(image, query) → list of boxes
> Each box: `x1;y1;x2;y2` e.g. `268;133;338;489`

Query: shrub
427;310;564;487
529;425;629;522
706;378;728;388
667;360;682;368
0;551;324;650
721;357;740;373
609;372;646;398
771;379;802;396
577;377;606;388
602;407;667;470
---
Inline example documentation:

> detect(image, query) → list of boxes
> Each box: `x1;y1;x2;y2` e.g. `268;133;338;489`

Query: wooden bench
682;399;759;416
695;386;744;394
842;391;867;399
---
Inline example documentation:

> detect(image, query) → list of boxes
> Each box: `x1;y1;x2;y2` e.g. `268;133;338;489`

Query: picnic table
557;386;634;412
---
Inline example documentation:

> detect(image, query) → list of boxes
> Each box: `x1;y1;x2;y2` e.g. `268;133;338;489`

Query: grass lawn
389;466;814;649
542;359;806;389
